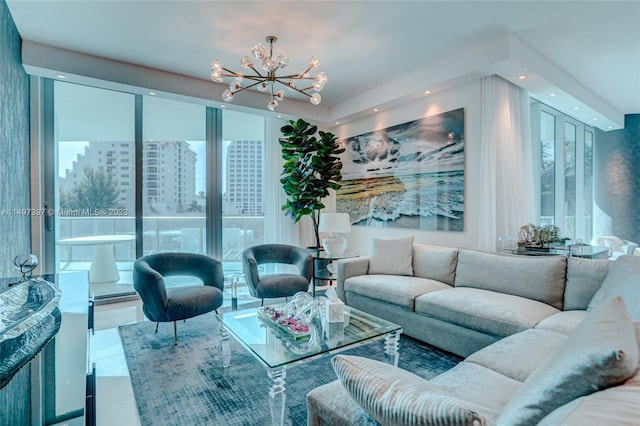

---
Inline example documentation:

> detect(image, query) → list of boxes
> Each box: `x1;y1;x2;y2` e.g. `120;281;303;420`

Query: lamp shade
318;213;351;234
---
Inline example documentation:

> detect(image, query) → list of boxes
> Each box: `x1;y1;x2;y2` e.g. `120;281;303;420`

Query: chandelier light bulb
240;56;254;69
251;43;266;59
222;89;234;102
275;55;289;69
262;57;274;71
310;93;321;105
313;72;328;91
210;70;224;83
308;56;321;70
209;35;326;111
210;59;223;70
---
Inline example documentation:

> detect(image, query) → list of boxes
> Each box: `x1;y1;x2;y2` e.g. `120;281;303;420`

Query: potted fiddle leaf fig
280;118;345;248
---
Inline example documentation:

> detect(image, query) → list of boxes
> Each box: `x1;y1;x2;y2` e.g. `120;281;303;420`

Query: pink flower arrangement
261;306;310;333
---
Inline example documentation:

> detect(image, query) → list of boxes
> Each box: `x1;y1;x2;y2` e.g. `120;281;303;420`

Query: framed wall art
336;107;465;231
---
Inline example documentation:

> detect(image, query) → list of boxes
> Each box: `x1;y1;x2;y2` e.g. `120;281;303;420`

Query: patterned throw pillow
332;355;487;426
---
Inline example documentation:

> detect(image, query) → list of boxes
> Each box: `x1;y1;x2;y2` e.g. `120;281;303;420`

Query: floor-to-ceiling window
45;80;268;299
532;100;594;241
53;81;136;298
142;96;207;257
221;110;265;274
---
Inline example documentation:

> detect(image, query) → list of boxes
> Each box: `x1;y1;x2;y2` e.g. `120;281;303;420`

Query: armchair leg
155;322;159;333
261;299;264;306
173;321;178;345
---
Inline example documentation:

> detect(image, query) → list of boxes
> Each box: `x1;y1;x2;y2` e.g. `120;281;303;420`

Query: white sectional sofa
306;240;640;425
335;242;612;357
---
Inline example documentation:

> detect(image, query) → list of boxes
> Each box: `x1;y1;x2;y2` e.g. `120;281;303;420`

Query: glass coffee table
217;302;402;426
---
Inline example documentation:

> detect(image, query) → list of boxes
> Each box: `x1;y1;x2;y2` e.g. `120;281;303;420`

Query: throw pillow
497;296;639;426
332;355;487;426
587;255;640;320
368;236;414;276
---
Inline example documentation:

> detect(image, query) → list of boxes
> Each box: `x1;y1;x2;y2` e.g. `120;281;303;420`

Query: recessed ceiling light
148;91;156;96
335;121;340;125
220;104;226;108
608;126;613;129
373;108;379;112
56;74;65;79
592;117;599;121
276;115;282;118
424;90;431;94
517;75;526;80
549;93;556;97
573;107;581;110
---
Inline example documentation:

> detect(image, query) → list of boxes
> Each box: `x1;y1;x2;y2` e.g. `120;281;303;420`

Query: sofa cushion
537;385;640;426
534;310;588;335
415;287;560;338
466;328;568;382
412;244;458;285
564;257;610;310
454;249;567;309
497;297;639;426
345;275;450;310
368;236;414;276
331;355;488;426
588;255;640;320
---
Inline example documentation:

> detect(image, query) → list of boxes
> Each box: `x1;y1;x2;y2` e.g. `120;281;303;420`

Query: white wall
330;79;483;256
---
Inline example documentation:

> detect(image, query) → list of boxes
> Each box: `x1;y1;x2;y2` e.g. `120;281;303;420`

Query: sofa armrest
336;256;370;303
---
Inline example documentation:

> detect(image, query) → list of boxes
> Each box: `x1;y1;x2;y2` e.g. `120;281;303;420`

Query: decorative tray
257;306;311;340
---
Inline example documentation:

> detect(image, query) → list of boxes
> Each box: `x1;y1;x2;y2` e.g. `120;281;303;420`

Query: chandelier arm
223;66;266;79
231;80;263;95
243;76;266;82
277;74;316;80
275;79;312;98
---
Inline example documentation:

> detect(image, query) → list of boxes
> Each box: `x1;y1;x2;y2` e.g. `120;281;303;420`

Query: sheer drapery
264;117;300;245
478;75;535;251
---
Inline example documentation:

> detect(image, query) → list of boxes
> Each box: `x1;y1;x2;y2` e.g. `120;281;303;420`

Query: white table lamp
319;212;351;256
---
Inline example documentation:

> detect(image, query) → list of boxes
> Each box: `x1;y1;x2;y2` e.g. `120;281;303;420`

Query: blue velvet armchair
242;244;313;304
133;252;224;344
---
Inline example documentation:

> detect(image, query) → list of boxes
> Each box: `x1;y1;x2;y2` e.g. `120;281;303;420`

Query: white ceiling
6;0;640;129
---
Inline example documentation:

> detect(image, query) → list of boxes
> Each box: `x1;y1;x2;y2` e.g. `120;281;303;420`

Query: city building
59;140;198;214
224;140;264;216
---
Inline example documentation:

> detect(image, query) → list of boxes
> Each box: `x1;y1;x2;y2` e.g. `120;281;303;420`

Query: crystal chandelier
210;35;327;111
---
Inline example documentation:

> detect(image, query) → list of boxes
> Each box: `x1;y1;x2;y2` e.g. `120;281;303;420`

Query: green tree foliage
280;119;345;247
60;167;119;211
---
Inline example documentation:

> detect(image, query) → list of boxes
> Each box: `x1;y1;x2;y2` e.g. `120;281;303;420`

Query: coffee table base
219;326;401;426
268;367;286;426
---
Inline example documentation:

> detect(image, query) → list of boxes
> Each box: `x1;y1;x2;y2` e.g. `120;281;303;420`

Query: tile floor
91;283;328;425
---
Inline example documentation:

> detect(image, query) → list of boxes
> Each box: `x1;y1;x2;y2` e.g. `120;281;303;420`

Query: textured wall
594;114;640;244
0;0;30;277
0;1;31;424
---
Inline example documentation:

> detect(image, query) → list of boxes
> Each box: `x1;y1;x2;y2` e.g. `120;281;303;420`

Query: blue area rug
119;311;462;426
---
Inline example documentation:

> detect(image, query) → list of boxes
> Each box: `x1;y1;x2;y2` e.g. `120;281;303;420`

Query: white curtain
264;117;301;245
478;75;535;251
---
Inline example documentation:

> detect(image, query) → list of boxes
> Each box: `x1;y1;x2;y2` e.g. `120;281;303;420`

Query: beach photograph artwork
336;108;465;231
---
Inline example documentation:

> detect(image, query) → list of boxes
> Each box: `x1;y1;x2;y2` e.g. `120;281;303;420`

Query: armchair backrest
133;253;224;321
242;244;313;281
